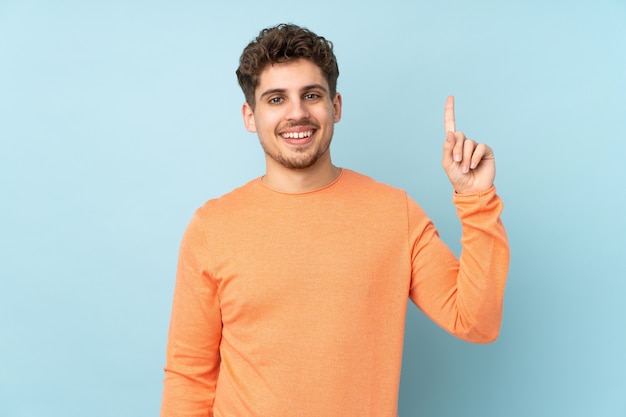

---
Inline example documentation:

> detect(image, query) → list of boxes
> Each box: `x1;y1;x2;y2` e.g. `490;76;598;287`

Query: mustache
278;119;320;130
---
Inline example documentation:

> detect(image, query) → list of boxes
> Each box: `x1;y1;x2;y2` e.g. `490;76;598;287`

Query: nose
286;98;309;120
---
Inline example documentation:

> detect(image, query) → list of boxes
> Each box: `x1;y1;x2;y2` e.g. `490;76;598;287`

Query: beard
260;118;333;170
260;138;332;170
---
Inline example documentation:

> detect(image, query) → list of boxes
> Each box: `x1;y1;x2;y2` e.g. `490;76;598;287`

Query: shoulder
184;178;261;234
341;169;409;200
197;178;260;214
341;169;430;219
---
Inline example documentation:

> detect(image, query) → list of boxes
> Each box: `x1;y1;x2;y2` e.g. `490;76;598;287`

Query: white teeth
283;130;312;139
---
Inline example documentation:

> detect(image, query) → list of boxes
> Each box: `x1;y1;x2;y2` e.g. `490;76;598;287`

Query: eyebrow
259;84;329;101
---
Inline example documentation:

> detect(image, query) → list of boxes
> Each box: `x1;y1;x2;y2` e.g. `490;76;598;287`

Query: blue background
1;1;625;416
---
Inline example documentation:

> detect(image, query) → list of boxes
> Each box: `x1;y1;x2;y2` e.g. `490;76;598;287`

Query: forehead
256;59;328;94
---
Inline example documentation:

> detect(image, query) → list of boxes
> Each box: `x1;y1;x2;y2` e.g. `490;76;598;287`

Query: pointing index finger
444;95;456;133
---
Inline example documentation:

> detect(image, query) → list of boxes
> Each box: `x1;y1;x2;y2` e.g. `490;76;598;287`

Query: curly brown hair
236;23;339;109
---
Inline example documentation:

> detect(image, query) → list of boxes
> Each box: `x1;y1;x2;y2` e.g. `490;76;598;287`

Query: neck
263;157;341;193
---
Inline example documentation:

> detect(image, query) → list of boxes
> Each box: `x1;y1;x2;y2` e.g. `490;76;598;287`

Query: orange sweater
161;169;509;417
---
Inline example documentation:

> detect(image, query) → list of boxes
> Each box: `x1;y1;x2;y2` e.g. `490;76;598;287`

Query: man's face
242;59;342;171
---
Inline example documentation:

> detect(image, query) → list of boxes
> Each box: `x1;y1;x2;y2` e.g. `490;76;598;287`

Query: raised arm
408;96;509;343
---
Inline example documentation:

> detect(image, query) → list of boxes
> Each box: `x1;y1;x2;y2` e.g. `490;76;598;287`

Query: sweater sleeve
408;186;509;343
161;211;222;417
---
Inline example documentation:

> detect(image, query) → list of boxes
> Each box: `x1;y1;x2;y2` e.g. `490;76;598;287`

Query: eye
304;93;321;100
268;97;284;104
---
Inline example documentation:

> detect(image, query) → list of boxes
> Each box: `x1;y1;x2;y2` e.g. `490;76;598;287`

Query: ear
332;93;343;123
242;102;257;133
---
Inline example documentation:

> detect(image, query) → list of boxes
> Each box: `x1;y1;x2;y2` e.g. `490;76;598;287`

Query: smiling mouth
280;130;314;139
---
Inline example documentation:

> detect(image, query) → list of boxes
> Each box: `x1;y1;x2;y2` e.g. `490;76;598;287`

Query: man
161;23;509;417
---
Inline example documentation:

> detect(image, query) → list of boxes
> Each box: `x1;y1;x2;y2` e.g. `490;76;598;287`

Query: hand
442;96;495;194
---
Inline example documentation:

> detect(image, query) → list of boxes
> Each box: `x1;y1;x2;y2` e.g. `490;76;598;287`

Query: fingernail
454;154;461;162
462;165;469;173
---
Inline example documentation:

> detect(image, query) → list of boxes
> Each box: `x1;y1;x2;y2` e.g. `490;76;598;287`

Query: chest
205;206;410;326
